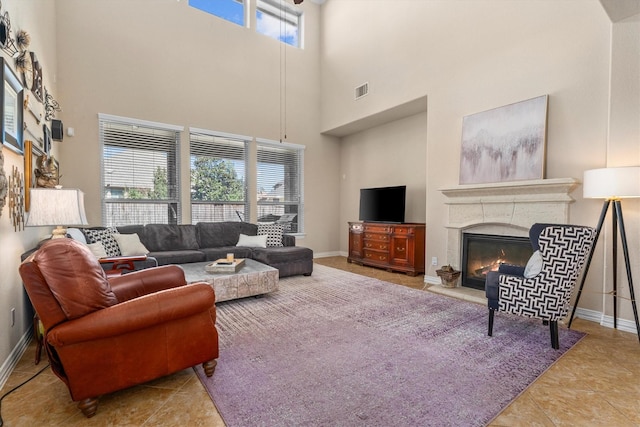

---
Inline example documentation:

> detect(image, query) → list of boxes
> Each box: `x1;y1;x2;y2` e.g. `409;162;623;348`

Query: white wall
322;0;640;321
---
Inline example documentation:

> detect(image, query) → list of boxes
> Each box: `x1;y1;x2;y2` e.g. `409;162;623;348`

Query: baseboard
574;307;639;335
424;274;440;285
0;328;33;391
313;251;343;258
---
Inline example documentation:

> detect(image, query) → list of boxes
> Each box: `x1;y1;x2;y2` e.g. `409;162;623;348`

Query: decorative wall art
44;87;61;121
23;139;42;211
459;95;548;185
0;147;7;216
1;57;24;154
9;165;24;231
29;51;42;102
34;152;59;188
0;3;19;58
43;123;51;154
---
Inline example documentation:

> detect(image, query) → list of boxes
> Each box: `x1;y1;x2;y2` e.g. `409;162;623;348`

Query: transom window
256;0;302;47
189;0;302;48
188;0;245;26
99;114;182;226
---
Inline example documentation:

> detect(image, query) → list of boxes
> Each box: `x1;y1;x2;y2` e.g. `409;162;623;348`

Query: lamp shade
26;188;88;227
583;166;640;199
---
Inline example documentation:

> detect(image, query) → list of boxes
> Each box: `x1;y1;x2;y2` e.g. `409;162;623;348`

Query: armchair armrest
109;265;187;302
47;283;215;346
99;255;158;278
497;263;525;276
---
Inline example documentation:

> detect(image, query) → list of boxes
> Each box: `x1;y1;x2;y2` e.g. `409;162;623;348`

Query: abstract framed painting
459;95;548;185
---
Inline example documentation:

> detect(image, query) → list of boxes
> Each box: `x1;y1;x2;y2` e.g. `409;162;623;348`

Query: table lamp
25;187;88;238
568;166;640;342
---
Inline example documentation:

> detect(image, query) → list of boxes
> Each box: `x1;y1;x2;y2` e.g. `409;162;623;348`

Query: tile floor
1;256;638;426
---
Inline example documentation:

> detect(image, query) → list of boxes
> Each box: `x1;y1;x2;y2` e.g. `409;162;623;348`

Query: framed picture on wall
1;57;24;154
459;95;548;185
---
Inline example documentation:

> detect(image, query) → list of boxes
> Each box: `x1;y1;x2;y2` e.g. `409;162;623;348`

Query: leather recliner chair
19;238;219;418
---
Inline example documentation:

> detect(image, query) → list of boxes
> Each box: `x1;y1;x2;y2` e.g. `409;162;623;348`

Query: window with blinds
256;0;302;48
256;139;304;233
99;114;182;226
189;129;249;223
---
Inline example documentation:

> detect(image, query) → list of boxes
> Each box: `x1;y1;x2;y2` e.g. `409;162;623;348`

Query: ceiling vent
355;82;369;100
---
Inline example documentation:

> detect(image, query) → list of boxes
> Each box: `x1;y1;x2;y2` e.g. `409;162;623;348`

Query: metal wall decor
0;1;18;58
9;165;24;231
44;87;61;121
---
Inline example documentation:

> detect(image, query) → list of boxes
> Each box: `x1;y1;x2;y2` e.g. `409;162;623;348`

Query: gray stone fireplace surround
430;178;579;288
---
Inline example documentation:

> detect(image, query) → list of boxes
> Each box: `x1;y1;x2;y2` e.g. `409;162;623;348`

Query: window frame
98;113;183;226
189;128;250;224
256;138;305;234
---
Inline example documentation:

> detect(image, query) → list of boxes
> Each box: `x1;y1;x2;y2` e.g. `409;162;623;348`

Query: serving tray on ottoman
179;259;278;303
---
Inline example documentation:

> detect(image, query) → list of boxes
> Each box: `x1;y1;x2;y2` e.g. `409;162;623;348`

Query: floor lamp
568;166;640;343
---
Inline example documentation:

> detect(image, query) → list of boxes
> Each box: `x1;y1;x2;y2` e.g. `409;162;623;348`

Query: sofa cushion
143;224;199;252
149;250;206;266
34;239;117;320
196;222;258;248
252;246;313;264
200;246;253;262
83;227;122;257
257;223;284;247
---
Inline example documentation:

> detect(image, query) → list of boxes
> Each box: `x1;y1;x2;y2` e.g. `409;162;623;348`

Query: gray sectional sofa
109;222;313;278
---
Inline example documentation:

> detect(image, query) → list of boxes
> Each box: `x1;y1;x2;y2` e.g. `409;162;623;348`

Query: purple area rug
195;264;585;426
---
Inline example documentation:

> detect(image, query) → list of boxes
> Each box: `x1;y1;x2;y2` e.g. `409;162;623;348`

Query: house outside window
99;114;182;226
190;129;250;223
256;0;302;47
256;139;304;233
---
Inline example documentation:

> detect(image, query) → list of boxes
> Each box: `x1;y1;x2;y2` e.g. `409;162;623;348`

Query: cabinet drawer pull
396;247;405;251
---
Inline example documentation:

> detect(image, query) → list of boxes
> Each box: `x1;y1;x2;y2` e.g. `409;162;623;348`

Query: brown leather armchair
19;238;219;418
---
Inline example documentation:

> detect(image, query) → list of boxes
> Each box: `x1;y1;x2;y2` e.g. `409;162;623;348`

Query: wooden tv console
348;222;425;276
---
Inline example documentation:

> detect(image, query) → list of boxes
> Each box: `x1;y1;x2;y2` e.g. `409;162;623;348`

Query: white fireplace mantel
440;178;580;270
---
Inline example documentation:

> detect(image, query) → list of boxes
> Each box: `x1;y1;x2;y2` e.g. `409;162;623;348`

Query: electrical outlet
431;257;438;266
10;308;15;327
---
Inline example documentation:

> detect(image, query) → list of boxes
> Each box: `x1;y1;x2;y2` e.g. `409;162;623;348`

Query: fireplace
461;233;533;290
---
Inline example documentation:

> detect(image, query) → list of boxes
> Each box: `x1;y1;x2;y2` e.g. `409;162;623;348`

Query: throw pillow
257;222;284;247
66;227;87;244
83;227;122;257
236;233;268;248
86;242;108;259
113;233;149;256
523;250;543;278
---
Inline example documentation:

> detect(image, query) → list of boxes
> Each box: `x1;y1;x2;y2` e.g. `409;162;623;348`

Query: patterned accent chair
485;223;596;349
19;238;219;417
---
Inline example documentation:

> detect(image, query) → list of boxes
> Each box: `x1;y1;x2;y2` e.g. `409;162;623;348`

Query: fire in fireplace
461;233;533;290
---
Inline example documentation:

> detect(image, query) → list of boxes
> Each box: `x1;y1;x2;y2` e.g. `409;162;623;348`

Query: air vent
355;82;369;100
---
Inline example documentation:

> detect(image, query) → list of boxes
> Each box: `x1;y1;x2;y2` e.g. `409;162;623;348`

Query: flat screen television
359;185;406;223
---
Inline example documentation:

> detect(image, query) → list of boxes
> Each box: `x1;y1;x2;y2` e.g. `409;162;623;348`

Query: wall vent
355;82;369;100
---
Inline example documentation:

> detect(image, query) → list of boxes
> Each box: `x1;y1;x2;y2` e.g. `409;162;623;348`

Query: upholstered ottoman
251;246;313;278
